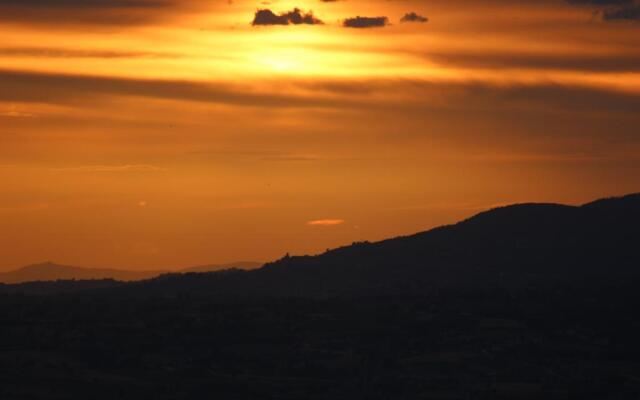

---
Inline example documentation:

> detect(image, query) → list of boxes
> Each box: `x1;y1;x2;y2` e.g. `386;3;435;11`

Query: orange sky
1;0;639;270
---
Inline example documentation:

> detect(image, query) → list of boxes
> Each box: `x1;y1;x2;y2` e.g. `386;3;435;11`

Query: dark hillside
112;193;639;298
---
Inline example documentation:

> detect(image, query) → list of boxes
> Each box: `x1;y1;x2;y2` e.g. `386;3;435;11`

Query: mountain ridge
106;191;638;298
1;192;637;295
0;261;262;284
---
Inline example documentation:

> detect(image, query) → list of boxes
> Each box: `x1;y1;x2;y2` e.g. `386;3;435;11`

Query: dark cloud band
0;47;178;59
0;0;201;26
1;69;639;116
566;0;640;22
603;4;640;20
426;50;640;73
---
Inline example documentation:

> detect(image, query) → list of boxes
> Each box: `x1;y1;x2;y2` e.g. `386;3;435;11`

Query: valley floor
0;283;639;399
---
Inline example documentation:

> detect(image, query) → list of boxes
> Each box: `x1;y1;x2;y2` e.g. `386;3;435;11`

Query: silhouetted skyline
2;192;637;293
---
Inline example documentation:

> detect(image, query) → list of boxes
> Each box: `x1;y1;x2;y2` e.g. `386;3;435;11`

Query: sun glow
1;0;639;269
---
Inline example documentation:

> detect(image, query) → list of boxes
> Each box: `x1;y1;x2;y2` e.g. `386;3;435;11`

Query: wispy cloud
0;202;50;213
0;109;35;118
0;47;179;59
4;69;639;116
566;0;640;22
0;104;36;118
0;0;206;26
307;219;345;226
53;164;166;173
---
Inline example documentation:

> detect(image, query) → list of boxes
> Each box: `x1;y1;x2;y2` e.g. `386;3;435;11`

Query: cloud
0;47;179;59
0;0;176;5
566;0;634;5
0;0;204;26
0;202;50;214
53;164;166;173
260;155;318;162
307;219;345;226
566;0;640;22
252;8;323;26
602;4;640;20
252;9;289;26
2;69;640;117
0;105;35;118
400;12;428;23
0;69;356;109
343;16;389;28
0;110;35;117
425;50;640;73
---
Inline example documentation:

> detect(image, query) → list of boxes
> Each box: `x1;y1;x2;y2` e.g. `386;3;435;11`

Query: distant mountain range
1;193;638;295
0;261;262;284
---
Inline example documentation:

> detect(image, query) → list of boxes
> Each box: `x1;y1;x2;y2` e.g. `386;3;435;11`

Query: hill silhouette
96;192;639;297
180;261;262;273
1;193;639;399
1;193;637;295
0;262;166;284
0;261;262;285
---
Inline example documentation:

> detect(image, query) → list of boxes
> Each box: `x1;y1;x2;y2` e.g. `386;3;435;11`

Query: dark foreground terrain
0;193;639;399
1;285;639;399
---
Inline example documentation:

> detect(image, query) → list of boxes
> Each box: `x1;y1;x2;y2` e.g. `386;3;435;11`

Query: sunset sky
1;0;639;270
